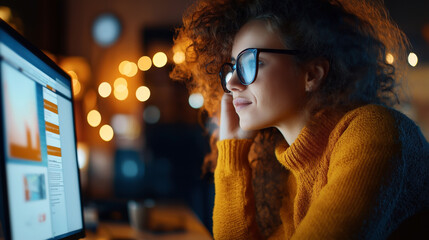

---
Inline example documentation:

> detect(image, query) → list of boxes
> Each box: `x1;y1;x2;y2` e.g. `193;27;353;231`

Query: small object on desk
128;199;154;232
84;205;99;232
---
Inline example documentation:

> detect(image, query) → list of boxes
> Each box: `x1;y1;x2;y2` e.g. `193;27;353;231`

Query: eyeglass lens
221;49;257;87
238;50;257;85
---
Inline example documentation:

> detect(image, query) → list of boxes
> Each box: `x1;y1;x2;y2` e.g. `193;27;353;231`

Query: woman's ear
304;58;329;92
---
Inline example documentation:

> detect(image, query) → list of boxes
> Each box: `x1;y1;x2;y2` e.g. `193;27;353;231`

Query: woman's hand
219;93;257;140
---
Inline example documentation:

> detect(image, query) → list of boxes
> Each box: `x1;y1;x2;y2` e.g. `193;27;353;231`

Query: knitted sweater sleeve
213;139;262;240
292;106;404;239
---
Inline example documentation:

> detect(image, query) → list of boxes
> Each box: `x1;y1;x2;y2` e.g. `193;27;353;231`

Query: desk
83;204;213;240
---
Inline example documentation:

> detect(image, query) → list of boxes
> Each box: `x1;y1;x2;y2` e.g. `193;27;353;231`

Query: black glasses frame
219;48;301;93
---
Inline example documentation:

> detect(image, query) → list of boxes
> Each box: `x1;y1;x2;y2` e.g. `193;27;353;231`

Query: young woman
171;0;429;239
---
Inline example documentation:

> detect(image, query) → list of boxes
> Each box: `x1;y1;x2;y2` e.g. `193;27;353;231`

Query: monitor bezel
0;19;86;240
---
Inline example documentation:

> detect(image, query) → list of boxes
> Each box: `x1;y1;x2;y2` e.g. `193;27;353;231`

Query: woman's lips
233;98;252;111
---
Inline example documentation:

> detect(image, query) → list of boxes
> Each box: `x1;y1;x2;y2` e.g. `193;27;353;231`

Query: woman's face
227;20;308;131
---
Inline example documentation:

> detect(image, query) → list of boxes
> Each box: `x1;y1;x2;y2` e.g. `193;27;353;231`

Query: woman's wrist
216;139;253;175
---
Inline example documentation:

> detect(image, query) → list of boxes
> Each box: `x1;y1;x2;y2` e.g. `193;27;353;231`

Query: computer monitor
0;19;85;240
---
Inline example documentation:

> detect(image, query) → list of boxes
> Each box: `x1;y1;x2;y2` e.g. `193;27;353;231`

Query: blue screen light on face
239;51;256;84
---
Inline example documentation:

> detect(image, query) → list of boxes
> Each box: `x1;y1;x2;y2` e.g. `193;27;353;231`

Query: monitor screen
0;20;85;240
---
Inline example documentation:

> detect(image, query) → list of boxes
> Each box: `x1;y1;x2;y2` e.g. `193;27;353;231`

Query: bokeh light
68;70;78;80
112;114;140;140
127;62;138;77
122;160;138;178
408;52;418;67
188;93;204;109
68;70;81;97
114;87;129;101
173;51;185;64
111;114;130;135
136;86;150;102
114;77;128;92
77;142;89;169
87;110;101;127
386;53;394;64
0;7;12;22
72;79;81;96
119;60;128;74
153;52;168;68
60;57;91;83
98;82;112;98
143;105;161;124
119;60;138;77
138;56;152;71
99;124;114;142
114;76;128;101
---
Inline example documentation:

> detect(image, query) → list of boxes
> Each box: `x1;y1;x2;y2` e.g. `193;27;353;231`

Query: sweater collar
274;109;344;172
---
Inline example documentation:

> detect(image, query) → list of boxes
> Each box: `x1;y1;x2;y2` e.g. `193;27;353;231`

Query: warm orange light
0;7;12;22
127;62;138;77
114;87;129;101
118;61;129;75
72;79;81;96
99;124;114;142
136;86;150;102
87;110;101;127
98;82;112;98
386;53;394;64
408;52;418;67
119;61;138;77
60;57;91;83
138;56;152;71
173;51;185;64
68;70;78;80
84;90;97;111
69;71;81;96
153;52;168;68
114;77;128;92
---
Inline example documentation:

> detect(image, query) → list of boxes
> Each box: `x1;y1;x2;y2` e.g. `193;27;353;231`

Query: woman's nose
226;72;245;92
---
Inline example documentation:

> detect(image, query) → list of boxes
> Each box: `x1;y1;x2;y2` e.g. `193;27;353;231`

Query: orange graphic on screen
43;99;58;114
46;84;56;92
47;145;62;157
3;73;42;162
45;121;60;134
9;125;42;161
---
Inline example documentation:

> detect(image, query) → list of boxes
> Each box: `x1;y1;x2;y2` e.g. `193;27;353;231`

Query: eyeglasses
219;48;301;93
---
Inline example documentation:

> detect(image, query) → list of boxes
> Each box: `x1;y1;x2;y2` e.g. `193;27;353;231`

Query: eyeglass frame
219;48;302;93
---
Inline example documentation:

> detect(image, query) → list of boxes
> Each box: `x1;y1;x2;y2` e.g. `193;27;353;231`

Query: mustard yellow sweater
213;104;429;239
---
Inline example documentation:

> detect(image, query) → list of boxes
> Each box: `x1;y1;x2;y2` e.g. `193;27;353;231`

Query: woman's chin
239;120;261;131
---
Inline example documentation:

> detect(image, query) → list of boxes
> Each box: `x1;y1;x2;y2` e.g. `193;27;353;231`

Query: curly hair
170;0;409;236
171;0;409;115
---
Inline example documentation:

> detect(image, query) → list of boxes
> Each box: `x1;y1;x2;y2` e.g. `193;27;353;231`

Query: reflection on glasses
219;48;301;93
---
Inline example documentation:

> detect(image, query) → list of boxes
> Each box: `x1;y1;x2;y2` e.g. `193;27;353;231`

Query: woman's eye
258;60;264;66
